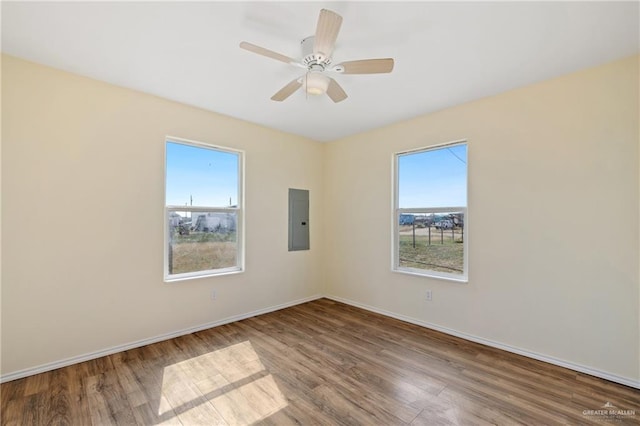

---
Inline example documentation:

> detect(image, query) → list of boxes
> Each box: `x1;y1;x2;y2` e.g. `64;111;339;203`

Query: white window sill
164;267;244;283
392;267;468;284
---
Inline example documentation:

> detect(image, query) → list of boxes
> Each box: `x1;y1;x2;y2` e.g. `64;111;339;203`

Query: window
394;141;468;281
165;137;243;281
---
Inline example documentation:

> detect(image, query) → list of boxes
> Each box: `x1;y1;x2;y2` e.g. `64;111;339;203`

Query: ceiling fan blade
313;9;342;58
337;58;395;74
326;78;348;103
271;78;303;101
240;41;296;64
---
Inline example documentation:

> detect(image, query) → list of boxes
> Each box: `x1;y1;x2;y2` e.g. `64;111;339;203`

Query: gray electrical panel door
288;189;309;251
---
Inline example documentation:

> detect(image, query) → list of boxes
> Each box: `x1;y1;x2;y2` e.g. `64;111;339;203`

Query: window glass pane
166;141;239;208
165;139;242;280
168;211;238;275
398;211;465;275
398;144;467;208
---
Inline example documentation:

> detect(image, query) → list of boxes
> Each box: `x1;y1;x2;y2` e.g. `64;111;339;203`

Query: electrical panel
288;189;309;251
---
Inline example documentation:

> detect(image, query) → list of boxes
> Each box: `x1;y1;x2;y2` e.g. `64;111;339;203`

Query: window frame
392;140;468;282
164;136;244;282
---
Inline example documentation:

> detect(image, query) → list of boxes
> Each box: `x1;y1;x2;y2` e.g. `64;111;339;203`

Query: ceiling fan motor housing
301;36;332;70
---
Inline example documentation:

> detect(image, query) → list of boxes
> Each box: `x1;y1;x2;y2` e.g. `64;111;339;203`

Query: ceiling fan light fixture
305;72;329;95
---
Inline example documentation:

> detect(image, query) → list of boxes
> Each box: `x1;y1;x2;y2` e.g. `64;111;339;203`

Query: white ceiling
2;1;638;142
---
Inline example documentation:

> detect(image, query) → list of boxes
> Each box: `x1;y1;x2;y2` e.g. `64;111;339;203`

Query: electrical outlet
425;290;432;301
211;290;217;301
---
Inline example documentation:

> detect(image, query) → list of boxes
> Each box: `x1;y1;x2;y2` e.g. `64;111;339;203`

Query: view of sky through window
398;144;467;208
166;141;239;207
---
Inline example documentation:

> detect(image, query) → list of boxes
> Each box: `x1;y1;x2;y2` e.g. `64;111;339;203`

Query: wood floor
1;299;639;425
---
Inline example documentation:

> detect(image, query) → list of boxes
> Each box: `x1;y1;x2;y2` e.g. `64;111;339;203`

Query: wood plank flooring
1;298;639;425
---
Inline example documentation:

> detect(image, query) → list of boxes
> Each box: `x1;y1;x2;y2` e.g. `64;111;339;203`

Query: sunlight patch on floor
159;340;288;424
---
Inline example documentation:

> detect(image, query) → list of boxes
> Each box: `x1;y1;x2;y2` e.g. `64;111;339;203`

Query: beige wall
1;55;324;375
324;55;639;382
2;54;639;384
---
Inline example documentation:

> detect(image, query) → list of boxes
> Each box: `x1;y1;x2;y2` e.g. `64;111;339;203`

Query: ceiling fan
240;9;394;103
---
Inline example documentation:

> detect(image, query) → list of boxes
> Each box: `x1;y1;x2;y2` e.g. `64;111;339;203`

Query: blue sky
166;141;238;207
166;140;464;209
398;144;467;208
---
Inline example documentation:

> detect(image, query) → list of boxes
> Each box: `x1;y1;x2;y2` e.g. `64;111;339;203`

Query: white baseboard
324;295;640;390
0;294;323;384
3;293;638;390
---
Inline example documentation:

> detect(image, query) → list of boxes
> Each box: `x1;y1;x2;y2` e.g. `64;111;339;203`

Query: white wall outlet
211;290;217;301
426;290;432;301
